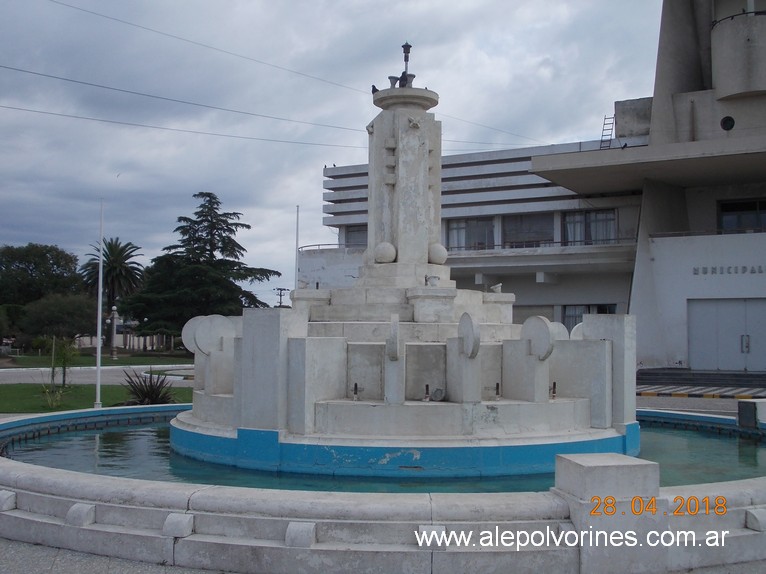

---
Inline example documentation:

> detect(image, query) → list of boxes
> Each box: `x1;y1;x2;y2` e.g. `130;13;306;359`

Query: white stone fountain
171;52;638;477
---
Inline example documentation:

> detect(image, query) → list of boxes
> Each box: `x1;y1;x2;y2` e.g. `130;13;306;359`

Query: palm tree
81;237;145;310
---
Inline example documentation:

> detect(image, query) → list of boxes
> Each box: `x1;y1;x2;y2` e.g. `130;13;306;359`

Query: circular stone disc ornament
181;316;206;354
569;322;584;340
458;312;480;358
520;316;555;361
194;315;236;356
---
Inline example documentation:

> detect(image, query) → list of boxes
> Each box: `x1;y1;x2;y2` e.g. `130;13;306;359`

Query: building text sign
693;265;765;276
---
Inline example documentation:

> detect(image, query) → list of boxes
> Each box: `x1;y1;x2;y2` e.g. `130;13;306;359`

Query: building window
501;213;554;248
562;209;616;245
719;200;766;233
447;218;495;251
562;304;616;332
345;225;367;246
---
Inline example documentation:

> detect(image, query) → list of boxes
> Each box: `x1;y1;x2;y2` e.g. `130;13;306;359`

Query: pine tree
123;192;281;335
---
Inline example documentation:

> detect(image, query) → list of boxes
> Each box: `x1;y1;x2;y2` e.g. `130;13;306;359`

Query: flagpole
294;205;300;291
94;200;104;408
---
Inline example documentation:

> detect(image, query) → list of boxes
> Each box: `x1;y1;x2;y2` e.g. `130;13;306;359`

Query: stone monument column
358;44;452;289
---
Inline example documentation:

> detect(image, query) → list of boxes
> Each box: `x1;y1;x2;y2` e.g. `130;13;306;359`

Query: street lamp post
109;306;118;360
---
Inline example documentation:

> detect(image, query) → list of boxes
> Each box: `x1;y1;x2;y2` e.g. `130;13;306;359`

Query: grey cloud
0;0;662;305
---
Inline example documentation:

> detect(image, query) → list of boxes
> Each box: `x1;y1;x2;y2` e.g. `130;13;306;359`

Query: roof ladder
600;115;615;149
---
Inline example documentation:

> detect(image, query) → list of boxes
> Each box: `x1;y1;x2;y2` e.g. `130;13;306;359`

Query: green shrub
122;369;175;405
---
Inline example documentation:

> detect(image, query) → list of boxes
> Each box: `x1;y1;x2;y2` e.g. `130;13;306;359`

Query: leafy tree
19;293;95;340
0;244;84;306
80;237;144;310
123;192;280;334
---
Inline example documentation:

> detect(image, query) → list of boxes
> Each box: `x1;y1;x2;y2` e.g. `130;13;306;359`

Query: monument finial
402;42;412;75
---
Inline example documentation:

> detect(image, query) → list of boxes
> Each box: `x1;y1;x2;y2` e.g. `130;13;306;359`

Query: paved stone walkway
0;537;221;574
0;365;194;387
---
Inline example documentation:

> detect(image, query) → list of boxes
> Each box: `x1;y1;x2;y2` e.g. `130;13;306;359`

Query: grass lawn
0;384;193;413
7;354;192;369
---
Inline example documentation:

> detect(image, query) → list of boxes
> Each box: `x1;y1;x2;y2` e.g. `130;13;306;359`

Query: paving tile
0;538;219;574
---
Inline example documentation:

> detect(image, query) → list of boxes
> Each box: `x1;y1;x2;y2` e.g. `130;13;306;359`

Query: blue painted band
637;408;737;427
0;404;191;442
170;421;640;478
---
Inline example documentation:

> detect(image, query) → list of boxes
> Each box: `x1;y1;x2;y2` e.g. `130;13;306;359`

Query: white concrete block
288;337;347;434
739;399;766;428
407;287;458;322
285;521;316;548
0;489;16;511
551;340;612;428
554;453;668;574
746;509;766;532
581;314;636;428
479;344;503;400
65;503;95;526
330;288;367;305
347;342;384;400
239;308;307;429
365;287;407;304
555;453;659;501
446;338;481;403
163;513;194;538
417;524;446;550
405;343;446;401
502;340;550;402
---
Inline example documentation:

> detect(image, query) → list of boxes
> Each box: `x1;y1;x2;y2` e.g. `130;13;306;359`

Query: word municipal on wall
692;265;765;276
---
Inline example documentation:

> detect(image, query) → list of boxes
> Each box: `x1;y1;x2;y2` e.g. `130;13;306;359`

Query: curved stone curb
2;407;766;573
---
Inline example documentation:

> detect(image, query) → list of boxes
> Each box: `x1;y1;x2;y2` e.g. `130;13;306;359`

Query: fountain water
171;48;638;477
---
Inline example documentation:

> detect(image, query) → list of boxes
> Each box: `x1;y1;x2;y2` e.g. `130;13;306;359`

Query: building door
688;299;766;371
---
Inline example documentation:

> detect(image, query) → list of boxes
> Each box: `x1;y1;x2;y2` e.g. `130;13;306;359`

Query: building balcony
446;237;637;277
296;238;638;289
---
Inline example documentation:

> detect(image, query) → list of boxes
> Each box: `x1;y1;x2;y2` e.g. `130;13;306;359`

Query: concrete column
238;308;307;429
384;314;405;404
287;337;347;434
446;312;482;403
581;314;636;431
367;88;441;266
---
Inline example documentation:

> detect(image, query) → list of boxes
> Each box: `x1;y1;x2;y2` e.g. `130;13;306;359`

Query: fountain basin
3;405;766;574
171;406;639;477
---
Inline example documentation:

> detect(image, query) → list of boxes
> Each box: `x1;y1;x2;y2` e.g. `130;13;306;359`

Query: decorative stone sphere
428;243;448;265
374;242;397;263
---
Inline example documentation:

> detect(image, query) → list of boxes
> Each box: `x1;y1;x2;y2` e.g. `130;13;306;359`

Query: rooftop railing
446;236;637;252
712;10;766;29
298;243;366;252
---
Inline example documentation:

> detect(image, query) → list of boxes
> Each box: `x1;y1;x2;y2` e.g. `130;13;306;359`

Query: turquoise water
5;423;766;492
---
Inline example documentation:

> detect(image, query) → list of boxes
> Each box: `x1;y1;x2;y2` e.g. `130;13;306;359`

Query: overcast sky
0;0;662;306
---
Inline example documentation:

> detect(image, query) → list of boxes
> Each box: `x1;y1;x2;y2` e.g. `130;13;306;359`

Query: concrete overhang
447;243;636;276
531;136;766;194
